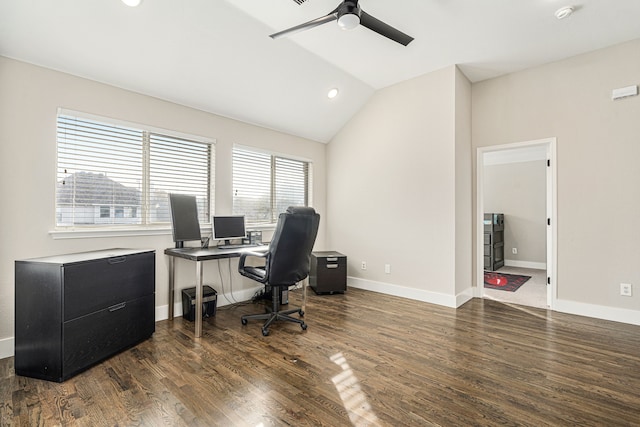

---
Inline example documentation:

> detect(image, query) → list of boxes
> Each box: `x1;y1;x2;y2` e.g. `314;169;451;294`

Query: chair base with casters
241;284;307;336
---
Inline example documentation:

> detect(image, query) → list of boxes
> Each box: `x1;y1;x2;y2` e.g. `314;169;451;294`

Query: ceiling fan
269;0;414;46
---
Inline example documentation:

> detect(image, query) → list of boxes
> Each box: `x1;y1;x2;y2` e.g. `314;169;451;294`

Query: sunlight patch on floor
330;352;381;427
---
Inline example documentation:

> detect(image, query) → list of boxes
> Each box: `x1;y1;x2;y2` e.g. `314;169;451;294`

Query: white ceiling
1;0;640;143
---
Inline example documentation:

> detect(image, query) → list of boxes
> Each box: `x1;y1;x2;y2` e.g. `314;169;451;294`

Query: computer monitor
212;215;246;245
169;193;202;248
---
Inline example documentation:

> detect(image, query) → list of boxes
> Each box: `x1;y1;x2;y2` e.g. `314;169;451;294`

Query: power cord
226;257;241;304
216;259;235;306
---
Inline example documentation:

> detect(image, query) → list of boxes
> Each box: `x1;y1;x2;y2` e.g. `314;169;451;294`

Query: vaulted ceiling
2;0;640;142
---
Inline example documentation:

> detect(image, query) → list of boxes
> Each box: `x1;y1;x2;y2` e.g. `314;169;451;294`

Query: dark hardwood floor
1;287;639;426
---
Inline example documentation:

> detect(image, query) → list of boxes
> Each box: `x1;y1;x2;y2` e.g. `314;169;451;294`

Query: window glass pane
149;133;212;224
232;146;310;225
232;147;272;223
275;156;308;214
57;116;143;226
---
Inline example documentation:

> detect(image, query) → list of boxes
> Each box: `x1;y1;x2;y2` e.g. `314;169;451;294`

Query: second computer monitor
212;215;246;245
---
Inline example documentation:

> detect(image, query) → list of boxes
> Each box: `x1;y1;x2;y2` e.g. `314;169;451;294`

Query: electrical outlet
512;248;518;254
620;283;633;297
385;264;391;274
361;261;367;270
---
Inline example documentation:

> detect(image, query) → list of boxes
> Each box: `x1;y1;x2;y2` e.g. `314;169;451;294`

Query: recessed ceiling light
555;6;574;20
327;88;339;99
121;0;142;7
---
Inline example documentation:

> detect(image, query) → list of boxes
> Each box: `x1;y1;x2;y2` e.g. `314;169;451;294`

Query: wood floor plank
1;287;639;426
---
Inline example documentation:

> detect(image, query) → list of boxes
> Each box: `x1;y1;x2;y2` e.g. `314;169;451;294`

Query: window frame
51;109;215;239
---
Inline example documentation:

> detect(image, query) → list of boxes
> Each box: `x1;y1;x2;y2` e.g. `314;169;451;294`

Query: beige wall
0;57;327;351
484;160;547;266
473;39;640;312
326;65;472;306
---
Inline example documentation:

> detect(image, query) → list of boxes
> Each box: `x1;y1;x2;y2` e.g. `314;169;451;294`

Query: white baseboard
347;276;471;308
457;287;475;307
0;337;13;360
504;259;546;270
348;277;640;327
554;299;640;326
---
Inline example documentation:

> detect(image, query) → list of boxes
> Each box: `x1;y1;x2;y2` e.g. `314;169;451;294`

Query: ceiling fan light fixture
555;6;574;20
337;13;360;30
121;0;142;7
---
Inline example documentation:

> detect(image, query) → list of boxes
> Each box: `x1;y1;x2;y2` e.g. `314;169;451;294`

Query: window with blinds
232;146;311;225
56;112;213;228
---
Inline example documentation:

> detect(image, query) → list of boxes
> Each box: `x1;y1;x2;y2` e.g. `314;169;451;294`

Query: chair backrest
266;206;320;286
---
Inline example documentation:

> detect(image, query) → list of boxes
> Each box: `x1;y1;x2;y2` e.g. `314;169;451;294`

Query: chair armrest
238;250;268;269
238;250;269;282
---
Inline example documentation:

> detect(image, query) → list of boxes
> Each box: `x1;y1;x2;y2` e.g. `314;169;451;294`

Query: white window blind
232;146;310;225
56;112;213;228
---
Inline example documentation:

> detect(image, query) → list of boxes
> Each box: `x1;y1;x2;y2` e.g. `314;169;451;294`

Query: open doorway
476;138;557;310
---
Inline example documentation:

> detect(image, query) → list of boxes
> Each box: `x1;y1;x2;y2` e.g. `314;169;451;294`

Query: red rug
484;272;531;292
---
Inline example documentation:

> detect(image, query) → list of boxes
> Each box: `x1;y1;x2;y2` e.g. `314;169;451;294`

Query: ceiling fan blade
270;10;339;40
360;10;414;46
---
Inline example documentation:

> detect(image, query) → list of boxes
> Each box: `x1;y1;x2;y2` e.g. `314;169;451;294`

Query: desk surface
164;245;269;261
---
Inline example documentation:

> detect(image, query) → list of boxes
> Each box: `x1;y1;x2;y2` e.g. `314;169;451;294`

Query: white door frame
476;137;557;309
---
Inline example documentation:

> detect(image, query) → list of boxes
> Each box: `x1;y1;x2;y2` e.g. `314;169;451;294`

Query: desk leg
195;260;203;338
168;257;175;321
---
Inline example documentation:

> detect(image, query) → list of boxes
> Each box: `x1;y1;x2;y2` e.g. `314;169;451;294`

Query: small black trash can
181;285;217;321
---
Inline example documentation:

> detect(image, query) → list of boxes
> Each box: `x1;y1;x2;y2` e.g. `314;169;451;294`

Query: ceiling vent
292;0;308;4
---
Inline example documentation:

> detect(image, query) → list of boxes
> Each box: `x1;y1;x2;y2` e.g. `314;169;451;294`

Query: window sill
49;223;272;240
50;225;213;240
248;224;277;232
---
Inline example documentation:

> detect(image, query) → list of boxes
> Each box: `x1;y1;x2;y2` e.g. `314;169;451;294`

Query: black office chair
238;206;320;336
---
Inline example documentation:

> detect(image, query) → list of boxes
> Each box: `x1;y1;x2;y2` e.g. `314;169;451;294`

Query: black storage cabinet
15;249;155;382
181;285;217;321
309;251;347;294
484;213;505;271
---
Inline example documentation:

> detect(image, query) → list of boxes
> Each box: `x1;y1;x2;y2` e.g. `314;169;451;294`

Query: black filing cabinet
15;249;155;382
310;251;347;294
484;213;504;271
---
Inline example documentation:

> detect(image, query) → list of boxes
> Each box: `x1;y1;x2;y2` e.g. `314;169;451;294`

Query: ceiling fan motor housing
338;1;361;18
